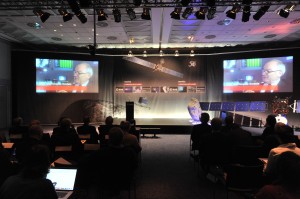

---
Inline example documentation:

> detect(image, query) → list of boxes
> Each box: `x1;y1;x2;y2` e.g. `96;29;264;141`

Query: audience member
77;116;99;144
201;117;229;173
261;114;277;141
98;116;115;146
256;151;300;199
120;121;142;154
0;145;57;199
77;127;138;197
190;112;212;151
50;117;82;160
30;119;51;147
0;138;13;187
265;123;300;181
14;125;49;164
9;117;28;141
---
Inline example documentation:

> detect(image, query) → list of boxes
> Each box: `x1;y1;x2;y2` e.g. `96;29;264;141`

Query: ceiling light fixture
128;50;133;57
207;6;216;20
242;5;251;22
67;0;87;23
195;7;207;20
33;8;50;23
141;8;151;20
190;50;195;57
126;8;136;20
58;7;73;22
159;50;164;56
253;5;270;21
182;7;193;19
113;8;121;23
97;9;107;21
143;50;147;57
170;8;182;20
175;50;179;56
278;4;296;18
226;3;241;20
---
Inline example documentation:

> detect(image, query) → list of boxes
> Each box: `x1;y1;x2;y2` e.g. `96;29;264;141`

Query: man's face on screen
262;60;283;84
74;63;91;85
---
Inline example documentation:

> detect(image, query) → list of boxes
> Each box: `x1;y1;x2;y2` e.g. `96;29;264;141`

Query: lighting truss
0;1;298;10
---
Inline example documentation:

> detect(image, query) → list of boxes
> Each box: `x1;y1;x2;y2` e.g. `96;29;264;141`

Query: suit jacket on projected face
85;81;98;93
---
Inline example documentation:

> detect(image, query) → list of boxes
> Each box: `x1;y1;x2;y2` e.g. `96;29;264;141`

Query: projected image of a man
262;59;286;85
74;62;93;86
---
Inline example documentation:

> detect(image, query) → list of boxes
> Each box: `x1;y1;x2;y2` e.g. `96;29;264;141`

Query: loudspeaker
126;102;134;121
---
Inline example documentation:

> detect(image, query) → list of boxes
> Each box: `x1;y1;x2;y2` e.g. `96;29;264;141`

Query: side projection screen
223;56;293;93
36;58;99;93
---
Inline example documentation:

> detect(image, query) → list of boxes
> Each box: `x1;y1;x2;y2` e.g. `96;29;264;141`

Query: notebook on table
46;168;77;199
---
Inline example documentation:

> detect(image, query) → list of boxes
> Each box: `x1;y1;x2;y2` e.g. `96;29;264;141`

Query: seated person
98;116;115;147
30;119;51;144
77;116;98;144
0;138;13;187
50;118;82;161
8;117;28;142
120;121;142;154
190;112;212;151
265;123;300;181
76;127;138;197
0;145;57;199
256;151;300;199
14;125;50;164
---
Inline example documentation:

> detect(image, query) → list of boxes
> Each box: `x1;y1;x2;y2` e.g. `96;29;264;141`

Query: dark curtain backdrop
11;49;300;125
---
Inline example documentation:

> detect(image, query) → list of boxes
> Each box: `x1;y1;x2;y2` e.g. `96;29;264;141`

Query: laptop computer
46;168;77;199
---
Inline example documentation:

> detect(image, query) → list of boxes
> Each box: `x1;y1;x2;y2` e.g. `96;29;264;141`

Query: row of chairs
190;138;266;198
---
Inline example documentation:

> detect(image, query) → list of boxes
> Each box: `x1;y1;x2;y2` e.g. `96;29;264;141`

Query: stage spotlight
126;8;136;20
33;8;50;23
76;11;87;23
226;3;241;20
175;50;179;56
182;7;193;19
133;0;142;6
195;7;207;20
113;8;121;23
253;5;270;21
181;0;192;7
170;8;182;20
97;9;107;21
242;5;251;22
67;0;87;23
278;4;296;18
207;6;216;20
58;7;73;22
141;8;151;20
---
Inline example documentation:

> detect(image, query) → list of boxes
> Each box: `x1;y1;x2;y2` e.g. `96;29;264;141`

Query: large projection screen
223;56;293;93
36;58;99;93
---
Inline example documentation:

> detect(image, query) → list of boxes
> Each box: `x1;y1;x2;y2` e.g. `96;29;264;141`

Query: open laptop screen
46;168;77;191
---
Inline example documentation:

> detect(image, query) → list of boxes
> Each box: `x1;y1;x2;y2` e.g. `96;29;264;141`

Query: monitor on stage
223;56;293;93
36;58;99;93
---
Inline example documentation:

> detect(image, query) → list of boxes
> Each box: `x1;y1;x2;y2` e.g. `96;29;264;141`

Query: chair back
226;162;264;191
84;144;100;151
232;145;263;164
78;134;91;140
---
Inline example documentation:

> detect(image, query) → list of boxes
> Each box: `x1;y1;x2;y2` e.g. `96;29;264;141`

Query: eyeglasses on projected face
262;69;281;74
